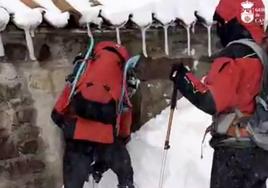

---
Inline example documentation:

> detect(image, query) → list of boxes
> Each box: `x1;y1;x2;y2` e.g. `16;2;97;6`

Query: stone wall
0;25;220;188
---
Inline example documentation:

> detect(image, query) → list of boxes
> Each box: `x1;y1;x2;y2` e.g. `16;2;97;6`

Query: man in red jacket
170;0;268;187
51;41;136;188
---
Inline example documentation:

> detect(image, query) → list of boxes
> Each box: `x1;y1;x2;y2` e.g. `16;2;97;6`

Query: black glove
169;63;190;84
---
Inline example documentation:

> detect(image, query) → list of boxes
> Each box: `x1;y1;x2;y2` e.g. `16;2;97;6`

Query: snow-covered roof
0;0;267;59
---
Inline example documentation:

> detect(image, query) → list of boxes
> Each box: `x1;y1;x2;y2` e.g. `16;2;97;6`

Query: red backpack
51;41;133;143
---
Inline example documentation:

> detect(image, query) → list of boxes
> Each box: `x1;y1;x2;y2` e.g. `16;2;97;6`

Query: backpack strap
227;39;268;100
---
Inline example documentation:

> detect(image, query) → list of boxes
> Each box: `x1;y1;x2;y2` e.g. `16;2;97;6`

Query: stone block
0;137;18;160
51;68;72;94
16;106;36;123
28;70;52;93
137;56;194;81
18;139;39;154
0;103;16;135
138;80;173;125
0;155;45;179
15;125;39;144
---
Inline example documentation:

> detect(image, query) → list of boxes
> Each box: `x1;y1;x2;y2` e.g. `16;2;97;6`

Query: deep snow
84;97;214;188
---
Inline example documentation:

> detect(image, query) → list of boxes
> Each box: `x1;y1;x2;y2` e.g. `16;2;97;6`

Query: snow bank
84;97;214;188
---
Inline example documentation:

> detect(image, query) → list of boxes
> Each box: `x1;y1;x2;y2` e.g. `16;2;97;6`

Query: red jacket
204;56;262;114
177;44;263;115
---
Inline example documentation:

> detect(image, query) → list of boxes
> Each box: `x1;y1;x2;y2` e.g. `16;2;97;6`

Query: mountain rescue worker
170;0;268;187
51;41;139;188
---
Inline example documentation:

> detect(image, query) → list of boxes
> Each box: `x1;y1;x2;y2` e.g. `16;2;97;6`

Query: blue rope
117;55;141;114
68;36;94;101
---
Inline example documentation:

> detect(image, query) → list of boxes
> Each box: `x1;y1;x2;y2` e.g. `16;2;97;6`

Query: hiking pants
63;139;134;188
210;146;268;188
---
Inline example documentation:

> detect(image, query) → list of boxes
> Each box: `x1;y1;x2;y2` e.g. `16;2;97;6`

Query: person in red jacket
170;0;268;187
51;41;137;188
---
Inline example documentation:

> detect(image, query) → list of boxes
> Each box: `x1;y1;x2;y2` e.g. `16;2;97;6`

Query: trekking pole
158;82;178;188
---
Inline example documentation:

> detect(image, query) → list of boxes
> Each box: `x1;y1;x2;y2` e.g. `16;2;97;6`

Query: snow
0;0;267;58
65;0;102;25
153;0;175;56
153;0;176;25
0;7;9;31
0;0;43;60
174;0;198;26
99;0;130;26
84;97;214;188
194;0;220;57
42;11;70;28
0;7;9;57
131;4;154;28
196;0;220;25
0;0;42;30
33;0;70;28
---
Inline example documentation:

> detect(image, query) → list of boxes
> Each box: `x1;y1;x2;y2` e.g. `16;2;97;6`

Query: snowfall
84;97;214;188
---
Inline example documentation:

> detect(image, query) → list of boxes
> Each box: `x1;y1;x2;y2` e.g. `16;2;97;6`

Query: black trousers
63;139;134;188
210;146;268;188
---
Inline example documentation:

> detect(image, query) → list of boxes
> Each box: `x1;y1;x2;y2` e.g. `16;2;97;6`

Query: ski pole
158;82;178;188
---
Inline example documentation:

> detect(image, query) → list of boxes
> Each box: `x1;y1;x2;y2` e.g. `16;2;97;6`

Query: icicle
30;29;35;37
0;33;4;57
116;27;121;45
163;24;169;56
186;25;191;56
24;29;36;61
141;24;151;58
191;21;196;34
207;25;212;57
115;22;127;45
